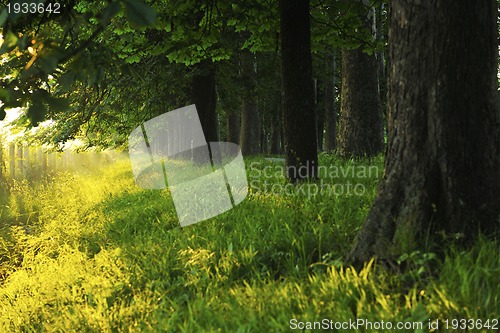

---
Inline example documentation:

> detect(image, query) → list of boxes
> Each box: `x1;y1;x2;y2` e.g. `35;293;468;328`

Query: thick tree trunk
324;53;337;152
376;3;388;130
347;0;500;265
279;0;318;180
338;36;384;157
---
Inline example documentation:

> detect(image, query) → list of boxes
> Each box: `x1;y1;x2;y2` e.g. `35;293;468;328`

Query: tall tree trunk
191;61;218;163
279;0;318;180
337;5;384;157
270;82;282;155
337;50;383;157
191;61;218;143
227;109;240;144
270;106;282;154
376;2;388;132
347;0;500;265
240;101;260;155
315;78;325;151
239;52;261;156
324;53;337;152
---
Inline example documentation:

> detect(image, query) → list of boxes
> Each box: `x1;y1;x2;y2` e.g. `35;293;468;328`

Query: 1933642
6;2;61;14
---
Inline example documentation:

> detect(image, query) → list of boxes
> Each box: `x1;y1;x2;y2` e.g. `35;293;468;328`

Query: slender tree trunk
279;0;318;180
191;61;218;163
239;52;261;156
324;53;337;152
261;122;268;154
271;107;281;154
240;101;260;155
347;0;500;265
191;61;218;143
315;78;325;151
271;87;283;155
227;109;240;144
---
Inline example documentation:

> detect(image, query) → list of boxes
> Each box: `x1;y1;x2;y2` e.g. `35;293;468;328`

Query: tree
279;0;318;180
323;52;337;152
239;51;261;155
347;0;500;265
226;109;240;144
191;60;218;143
337;1;384;158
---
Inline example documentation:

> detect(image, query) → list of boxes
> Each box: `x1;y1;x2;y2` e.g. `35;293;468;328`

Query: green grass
0;154;498;332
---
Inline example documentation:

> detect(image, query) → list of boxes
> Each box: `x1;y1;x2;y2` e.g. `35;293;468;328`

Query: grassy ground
0;154;498;332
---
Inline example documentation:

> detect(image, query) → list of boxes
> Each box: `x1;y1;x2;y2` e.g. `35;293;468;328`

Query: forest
0;0;499;332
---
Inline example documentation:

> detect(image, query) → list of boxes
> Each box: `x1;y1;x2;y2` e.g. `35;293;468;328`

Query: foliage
1;0;388;150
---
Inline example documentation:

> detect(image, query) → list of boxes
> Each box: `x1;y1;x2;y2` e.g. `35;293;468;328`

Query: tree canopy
1;0;382;149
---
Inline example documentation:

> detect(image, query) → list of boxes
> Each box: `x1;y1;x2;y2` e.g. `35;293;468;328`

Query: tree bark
347;0;500;265
270;107;281;154
315;78;325;151
324;53;337;152
279;0;318;180
0;138;3;181
240;101;260;155
191;61;218;143
239;52;261;156
338;26;384;157
226;109;240;144
191;60;218;163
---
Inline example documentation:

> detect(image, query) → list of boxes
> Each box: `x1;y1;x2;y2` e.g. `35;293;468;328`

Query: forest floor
0;154;498;332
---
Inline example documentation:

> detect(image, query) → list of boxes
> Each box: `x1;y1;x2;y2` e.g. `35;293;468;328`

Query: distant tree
226;110;240;144
239;51;261;155
347;0;500;265
279;0;318;180
191;61;218;143
323;52;337;152
337;0;384;158
270;104;282;154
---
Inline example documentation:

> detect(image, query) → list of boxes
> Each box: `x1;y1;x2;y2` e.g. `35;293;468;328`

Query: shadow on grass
84;189;179;254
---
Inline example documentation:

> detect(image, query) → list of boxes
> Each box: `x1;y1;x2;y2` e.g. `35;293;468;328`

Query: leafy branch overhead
0;0;156;126
1;0;385;146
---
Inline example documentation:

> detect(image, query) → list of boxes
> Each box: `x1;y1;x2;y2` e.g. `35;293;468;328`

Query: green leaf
39;54;60;73
0;31;18;54
0;88;10;103
0;107;6;121
126;54;141;63
101;2;121;26
27;100;47;127
124;0;156;28
58;72;75;92
0;9;7;26
46;97;70;112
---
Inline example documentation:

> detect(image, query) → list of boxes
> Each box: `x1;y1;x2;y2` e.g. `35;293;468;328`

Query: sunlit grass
0;154;498;332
